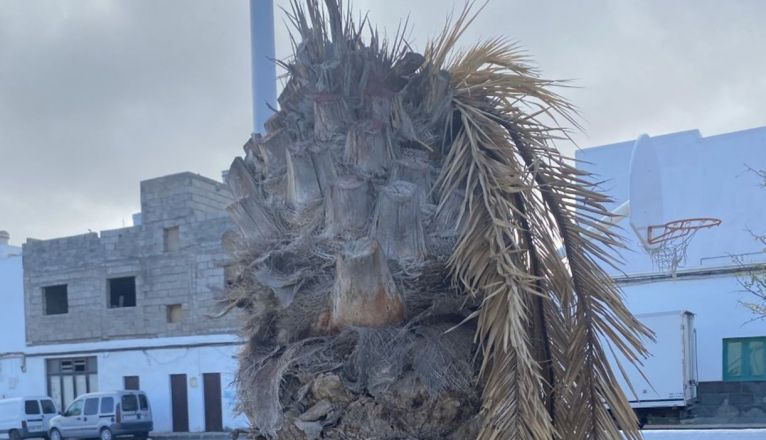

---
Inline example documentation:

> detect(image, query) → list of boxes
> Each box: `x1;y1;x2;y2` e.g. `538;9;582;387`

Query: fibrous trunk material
222;3;479;438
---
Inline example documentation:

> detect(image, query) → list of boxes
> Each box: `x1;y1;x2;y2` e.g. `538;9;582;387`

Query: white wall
621;274;766;382
0;343;248;432
0;251;24;353
0;357;29;399
96;345;247;432
0;241;34;399
0;355;47;400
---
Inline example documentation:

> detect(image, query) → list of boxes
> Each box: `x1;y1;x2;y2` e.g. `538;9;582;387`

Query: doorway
46;357;98;412
203;373;223;432
170;374;189;432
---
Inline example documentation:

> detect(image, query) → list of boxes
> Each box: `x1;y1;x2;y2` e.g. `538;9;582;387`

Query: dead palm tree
222;1;651;439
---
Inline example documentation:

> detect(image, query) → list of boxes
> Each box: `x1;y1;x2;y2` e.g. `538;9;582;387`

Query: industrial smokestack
250;0;277;134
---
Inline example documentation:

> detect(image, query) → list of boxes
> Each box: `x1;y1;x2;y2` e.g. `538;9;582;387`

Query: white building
578;126;766;420
0;231;25;394
0;174;248;433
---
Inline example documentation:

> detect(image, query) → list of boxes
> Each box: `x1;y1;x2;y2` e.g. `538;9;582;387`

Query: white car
0;396;58;440
48;391;152;440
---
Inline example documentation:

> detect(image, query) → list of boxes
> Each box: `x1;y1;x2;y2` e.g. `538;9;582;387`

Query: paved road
641;429;766;439
147;429;766;440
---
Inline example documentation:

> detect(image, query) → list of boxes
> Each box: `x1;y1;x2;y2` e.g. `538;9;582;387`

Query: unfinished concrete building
2;172;247;433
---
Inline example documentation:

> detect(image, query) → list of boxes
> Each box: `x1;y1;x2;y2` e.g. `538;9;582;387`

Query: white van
0;396;58;440
49;391;152;440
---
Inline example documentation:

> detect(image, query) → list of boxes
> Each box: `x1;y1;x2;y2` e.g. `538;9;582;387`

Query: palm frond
428;7;652;439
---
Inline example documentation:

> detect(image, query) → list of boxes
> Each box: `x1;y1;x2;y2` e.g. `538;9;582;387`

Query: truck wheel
99;428;113;440
9;430;21;440
49;429;63;440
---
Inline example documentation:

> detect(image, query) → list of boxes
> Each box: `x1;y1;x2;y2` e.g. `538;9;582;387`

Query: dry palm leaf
424;3;652;439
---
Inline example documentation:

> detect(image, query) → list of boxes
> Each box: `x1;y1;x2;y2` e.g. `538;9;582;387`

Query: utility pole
250;0;277;134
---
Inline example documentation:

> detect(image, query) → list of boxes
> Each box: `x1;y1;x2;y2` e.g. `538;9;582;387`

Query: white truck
611;311;698;420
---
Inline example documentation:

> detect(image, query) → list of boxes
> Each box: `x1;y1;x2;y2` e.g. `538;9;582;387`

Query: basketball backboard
627;133;721;272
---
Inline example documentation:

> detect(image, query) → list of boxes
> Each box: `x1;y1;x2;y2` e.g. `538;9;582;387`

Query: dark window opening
124;376;140;390
164;226;180;252
108;277;136;308
138;394;148;410
41;400;56;414
74;359;86;372
121;394;138;412
44;285;68;315
25;400;40;415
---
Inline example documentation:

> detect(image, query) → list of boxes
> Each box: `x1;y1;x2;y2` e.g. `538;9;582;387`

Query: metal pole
250;0;277;134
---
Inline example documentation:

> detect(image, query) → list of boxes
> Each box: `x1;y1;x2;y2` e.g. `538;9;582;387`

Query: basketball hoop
646;217;721;273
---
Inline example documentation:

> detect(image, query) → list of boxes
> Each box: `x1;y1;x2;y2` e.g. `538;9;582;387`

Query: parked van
0;396;58;440
48;391;152;440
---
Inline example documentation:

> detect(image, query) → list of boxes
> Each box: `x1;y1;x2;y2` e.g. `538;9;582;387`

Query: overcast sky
1;0;765;245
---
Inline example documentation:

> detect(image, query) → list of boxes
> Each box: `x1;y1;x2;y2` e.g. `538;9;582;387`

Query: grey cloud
1;0;252;242
2;0;765;244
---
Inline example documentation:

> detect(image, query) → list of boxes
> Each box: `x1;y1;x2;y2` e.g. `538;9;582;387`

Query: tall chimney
250;0;277;134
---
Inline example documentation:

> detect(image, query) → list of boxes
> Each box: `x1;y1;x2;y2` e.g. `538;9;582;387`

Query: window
138;394;148;410
164;226;180;252
44;285;68;315
121;394;138;412
66;400;83;417
124;376;140;390
100;397;114;414
60;358;88;373
723;337;766;381
84;398;99;416
108;277;136;308
25;400;40;415
42;400;57;414
166;304;182;323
